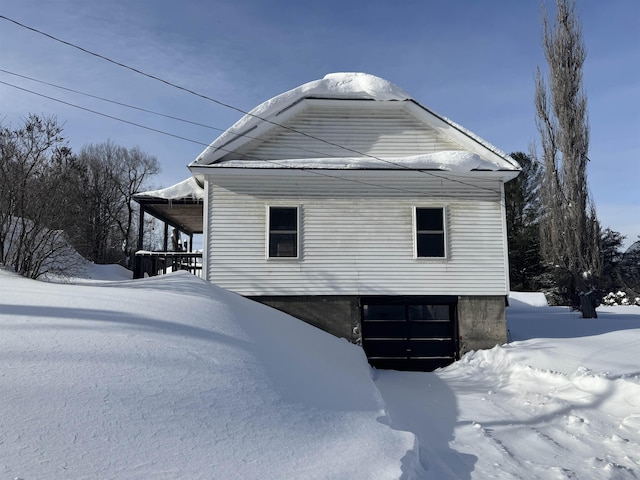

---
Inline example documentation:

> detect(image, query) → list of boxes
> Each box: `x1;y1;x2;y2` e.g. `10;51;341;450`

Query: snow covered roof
213;151;504;172
134;176;204;202
134;177;204;234
192;73;409;165
189;72;520;175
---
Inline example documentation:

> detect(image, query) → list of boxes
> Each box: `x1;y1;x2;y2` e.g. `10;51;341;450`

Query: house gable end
214;99;467;162
200;98;518;173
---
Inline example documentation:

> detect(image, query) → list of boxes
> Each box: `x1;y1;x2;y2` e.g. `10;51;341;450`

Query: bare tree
534;0;601;316
66;141;159;265
110;146;160;265
1;116;160;277
0;114;82;278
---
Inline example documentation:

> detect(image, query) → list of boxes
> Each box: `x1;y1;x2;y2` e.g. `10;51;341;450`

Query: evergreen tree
505;152;544;291
599;228;625;295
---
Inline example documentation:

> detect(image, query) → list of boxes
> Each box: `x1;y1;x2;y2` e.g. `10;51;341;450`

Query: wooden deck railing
133;251;203;279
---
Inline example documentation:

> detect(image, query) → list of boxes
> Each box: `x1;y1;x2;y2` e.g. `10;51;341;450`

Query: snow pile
304;72;412;101
508;290;549;307
2;272;639;479
0;269;413;479
434;334;640;479
213;151;504;172
76;263;133;281
376;301;640;479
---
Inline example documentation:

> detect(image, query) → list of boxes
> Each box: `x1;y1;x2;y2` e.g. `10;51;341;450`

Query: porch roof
134;177;204;234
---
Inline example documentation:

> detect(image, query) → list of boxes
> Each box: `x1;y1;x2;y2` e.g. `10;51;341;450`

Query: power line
0;15;266;120
0;68;346;160
0;14;507;195
0;79;503;204
0;68;223;131
0;79;312;165
0;79;208;147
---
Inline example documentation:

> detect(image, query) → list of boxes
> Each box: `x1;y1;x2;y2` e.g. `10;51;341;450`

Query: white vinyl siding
223;103;465;161
205;172;508;296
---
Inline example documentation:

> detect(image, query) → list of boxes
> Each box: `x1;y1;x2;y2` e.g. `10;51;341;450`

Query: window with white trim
415;207;446;258
267;206;299;258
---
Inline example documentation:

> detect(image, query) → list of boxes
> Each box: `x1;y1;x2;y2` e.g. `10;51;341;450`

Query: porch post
134;205;146;278
137;205;145;252
162;222;169;274
163;222;169;252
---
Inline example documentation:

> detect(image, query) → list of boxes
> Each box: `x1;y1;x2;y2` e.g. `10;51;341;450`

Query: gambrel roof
189;73;520;178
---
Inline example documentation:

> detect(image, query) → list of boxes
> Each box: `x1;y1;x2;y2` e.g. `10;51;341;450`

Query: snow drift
1;269;639;479
0;269;414;479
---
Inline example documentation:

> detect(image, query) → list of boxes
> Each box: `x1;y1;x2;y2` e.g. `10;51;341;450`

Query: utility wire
0;68;223;132
0;14;505;195
0;78;502;204
0;68;347;160
0;80;208;147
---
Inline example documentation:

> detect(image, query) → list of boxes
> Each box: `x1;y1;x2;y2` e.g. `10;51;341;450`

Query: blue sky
1;1;638;245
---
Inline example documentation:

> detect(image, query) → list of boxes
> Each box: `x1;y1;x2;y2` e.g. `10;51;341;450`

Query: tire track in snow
440;347;640;479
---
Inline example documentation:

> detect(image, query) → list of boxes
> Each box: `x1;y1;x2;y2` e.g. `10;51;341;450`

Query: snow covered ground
1;268;639;479
377;294;640;479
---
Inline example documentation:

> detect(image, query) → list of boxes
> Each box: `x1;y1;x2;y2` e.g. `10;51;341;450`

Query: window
408;304;451;321
362;304;405;322
415;207;446;258
268;206;298;258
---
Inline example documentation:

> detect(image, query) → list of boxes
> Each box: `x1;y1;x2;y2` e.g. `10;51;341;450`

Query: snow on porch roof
134;177;204;234
135;176;204;202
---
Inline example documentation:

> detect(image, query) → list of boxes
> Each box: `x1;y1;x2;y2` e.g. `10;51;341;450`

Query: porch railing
133;251;203;279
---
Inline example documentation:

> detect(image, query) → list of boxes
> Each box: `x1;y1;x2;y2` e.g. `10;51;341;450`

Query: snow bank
508;291;549;307
4;271;639;479
78;263;133;281
438;335;640;479
375;299;640;479
0;269;414;479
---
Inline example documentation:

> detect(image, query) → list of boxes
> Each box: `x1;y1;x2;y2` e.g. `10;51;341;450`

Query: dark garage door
360;296;458;371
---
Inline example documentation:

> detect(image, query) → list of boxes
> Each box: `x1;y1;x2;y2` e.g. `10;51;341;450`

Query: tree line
0;114;159;278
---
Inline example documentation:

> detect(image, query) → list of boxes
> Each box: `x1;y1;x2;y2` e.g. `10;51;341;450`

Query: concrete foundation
457;295;507;355
251;294;508;362
250;295;361;343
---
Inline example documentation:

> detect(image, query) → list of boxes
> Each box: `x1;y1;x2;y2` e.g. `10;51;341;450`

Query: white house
162;73;520;371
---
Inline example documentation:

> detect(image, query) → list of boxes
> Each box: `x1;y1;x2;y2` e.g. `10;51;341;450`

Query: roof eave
189;164;520;182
